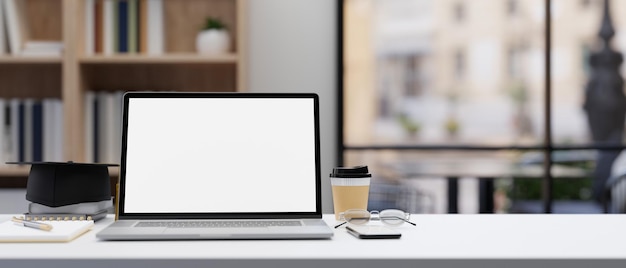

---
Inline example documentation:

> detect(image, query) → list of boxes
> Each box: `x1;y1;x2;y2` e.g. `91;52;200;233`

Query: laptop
96;92;333;240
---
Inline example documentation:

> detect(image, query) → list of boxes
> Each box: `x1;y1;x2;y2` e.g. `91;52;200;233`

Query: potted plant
196;17;230;55
396;113;420;139
444;116;460;138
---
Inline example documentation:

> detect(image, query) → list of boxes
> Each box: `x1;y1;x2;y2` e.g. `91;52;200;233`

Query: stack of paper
0;219;94;242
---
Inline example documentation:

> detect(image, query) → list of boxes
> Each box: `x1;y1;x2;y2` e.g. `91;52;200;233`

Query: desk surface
0;214;625;261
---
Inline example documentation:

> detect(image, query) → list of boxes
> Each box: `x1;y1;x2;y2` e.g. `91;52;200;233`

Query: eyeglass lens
342;209;371;225
379;209;409;226
342;209;411;226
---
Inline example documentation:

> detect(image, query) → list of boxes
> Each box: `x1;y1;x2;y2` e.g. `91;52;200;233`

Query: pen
11;217;53;231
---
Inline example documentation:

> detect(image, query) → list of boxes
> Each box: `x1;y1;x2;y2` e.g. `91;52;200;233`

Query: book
42;99;63;162
22;99;33;162
22;41;63;51
9;99;20;162
2;104;8;160
84;91;95;163
146;0;164;55
139;0;148;53
102;92;116;163
52;99;64;162
0;217;94;242
85;0;95;55
96;92;115;163
93;93;100;162
128;0;138;53
112;91;124;163
0;99;5;164
0;0;7;55
103;0;115;55
20;41;63;57
95;0;104;54
4;0;28;55
112;0;119;53
29;200;112;215
42;99;54;161
17;100;24;162
23;209;108;222
31;101;42;162
117;0;128;53
0;99;5;163
88;91;125;163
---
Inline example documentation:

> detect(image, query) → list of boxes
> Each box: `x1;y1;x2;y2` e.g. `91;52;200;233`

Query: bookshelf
0;0;248;186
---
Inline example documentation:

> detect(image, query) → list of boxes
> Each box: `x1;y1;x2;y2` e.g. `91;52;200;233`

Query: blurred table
386;158;590;213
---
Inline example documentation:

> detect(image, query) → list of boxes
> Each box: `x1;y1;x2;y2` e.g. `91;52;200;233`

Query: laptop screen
118;93;321;218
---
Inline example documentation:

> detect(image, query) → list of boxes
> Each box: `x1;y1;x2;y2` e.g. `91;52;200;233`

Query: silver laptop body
96;92;333;240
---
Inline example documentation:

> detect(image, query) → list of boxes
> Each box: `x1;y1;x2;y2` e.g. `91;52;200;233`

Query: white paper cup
330;166;371;220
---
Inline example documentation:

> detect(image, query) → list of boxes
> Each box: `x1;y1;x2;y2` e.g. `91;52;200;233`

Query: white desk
1;214;626;268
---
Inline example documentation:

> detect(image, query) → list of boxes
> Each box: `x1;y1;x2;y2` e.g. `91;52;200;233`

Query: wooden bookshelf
79;53;238;64
0;0;248;183
0;166;30;177
0;57;63;64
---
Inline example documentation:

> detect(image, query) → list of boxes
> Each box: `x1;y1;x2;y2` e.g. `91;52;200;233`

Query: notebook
0;218;94;242
96;92;333;240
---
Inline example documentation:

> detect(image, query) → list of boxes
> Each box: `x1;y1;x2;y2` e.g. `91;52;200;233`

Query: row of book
0;98;64;164
85;91;124;164
0;0;64;56
0;91;125;166
85;0;165;55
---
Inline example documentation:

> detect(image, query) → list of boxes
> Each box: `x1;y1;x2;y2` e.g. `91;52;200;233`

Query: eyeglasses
334;209;417;228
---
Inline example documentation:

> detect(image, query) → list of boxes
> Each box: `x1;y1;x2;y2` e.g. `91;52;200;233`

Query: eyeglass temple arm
383;216;417;226
334;221;348;228
334;216;369;228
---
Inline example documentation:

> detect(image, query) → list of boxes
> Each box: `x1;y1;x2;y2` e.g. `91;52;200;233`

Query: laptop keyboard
136;220;302;228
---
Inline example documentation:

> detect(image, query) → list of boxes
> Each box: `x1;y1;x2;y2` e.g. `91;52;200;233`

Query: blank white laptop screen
123;97;317;213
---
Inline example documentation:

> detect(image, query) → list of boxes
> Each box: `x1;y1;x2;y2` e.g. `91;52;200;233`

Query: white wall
247;0;337;213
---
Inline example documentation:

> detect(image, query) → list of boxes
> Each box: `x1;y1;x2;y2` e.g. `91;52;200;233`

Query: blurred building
345;0;626;148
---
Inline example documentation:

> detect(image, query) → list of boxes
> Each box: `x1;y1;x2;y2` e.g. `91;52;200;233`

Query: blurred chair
367;182;434;214
604;171;626;213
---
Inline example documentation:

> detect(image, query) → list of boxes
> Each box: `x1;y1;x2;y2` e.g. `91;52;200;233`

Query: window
341;0;626;214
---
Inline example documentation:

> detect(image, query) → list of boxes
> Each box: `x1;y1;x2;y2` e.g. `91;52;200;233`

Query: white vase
196;29;230;55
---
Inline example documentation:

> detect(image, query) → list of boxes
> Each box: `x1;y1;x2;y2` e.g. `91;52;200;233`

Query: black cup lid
330;165;371;178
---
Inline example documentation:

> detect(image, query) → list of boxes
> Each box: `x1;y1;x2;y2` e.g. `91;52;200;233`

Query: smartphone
345;225;401;239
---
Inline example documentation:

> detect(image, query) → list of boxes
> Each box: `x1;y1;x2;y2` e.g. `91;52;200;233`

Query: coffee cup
330;166;371;220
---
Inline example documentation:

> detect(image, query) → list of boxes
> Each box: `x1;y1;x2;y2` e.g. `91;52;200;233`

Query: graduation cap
7;162;118;207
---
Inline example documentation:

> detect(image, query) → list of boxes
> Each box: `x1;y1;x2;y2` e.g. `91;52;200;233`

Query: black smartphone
345;225;401;239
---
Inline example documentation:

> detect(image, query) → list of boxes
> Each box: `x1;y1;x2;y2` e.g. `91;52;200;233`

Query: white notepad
0;219;94;242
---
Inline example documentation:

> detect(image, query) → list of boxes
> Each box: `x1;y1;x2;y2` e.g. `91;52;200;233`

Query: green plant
396;114;420;134
444;116;460;135
202;17;226;31
508;81;528;105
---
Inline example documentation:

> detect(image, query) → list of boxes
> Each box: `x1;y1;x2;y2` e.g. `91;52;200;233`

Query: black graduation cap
7;162;118;207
